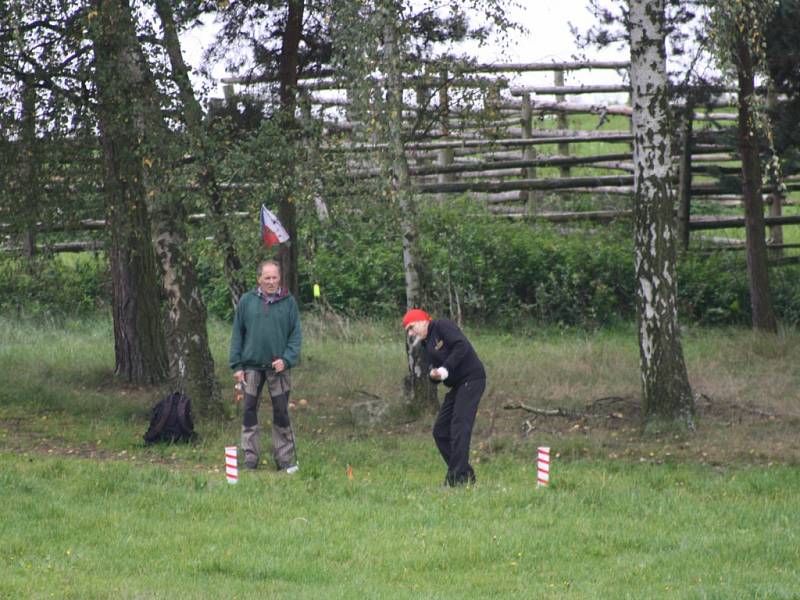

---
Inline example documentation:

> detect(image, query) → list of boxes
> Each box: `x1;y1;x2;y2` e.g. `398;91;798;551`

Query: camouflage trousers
240;369;296;469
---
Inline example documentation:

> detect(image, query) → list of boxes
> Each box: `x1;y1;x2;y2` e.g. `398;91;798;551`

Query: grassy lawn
3;446;799;599
2;315;800;598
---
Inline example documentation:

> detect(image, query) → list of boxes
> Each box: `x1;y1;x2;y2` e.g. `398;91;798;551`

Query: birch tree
378;0;437;413
709;0;778;333
154;0;248;308
629;0;694;426
88;0;170;385
89;0;223;415
329;0;512;413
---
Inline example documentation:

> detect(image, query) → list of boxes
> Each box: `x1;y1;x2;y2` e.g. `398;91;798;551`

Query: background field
2;315;800;598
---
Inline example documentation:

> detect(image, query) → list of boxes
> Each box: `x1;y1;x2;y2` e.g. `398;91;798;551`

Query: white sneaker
285;465;299;474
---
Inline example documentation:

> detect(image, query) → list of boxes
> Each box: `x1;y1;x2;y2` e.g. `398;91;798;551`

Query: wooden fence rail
6;60;798;256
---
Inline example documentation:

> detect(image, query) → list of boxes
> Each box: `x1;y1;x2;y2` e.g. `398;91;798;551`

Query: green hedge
298;199;800;327
0;254;109;318
4;201;800;328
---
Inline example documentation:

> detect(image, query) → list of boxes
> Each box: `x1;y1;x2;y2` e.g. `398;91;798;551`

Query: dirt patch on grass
477;392;800;466
3;391;800;470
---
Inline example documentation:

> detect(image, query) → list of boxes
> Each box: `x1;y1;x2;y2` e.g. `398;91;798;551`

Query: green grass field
2;315;800;598
3;447;799;599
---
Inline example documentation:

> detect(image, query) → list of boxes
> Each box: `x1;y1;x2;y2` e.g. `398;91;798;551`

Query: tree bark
90;0;169;385
629;0;694;427
91;0;223;416
18;77;40;262
735;31;778;333
381;2;437;414
274;0;305;299
155;0;248;309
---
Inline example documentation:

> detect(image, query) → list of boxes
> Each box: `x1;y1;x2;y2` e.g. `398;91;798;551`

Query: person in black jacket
402;308;486;486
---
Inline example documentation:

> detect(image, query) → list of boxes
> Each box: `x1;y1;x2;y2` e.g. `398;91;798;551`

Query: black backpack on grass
143;392;197;444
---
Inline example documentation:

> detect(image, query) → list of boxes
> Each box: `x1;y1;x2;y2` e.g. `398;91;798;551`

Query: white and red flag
260;204;290;248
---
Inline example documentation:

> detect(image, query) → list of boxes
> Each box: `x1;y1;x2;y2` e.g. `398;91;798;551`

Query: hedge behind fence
3;200;800;328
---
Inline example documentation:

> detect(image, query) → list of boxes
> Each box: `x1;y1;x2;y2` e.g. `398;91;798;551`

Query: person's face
405;320;429;344
258;264;281;294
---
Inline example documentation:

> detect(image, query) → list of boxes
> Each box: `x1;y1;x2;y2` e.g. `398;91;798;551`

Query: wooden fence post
520;92;537;208
222;83;235;105
766;89;783;254
676;110;693;251
437;68;454;191
415;75;432;172
554;69;570;178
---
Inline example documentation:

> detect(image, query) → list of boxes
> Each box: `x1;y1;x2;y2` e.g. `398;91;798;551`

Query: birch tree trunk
629;0;694;426
155;0;248;309
735;30;778;333
381;2;437;414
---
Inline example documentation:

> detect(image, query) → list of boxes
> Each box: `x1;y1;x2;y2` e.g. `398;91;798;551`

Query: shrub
0;253;109;317
4;198;800;330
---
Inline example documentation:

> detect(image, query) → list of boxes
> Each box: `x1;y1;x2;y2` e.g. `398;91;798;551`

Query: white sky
180;0;629;100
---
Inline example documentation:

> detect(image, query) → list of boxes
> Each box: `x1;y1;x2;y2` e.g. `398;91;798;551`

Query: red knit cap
402;308;432;329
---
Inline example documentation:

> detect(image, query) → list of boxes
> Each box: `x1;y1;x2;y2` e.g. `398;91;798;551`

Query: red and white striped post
225;446;238;484
537;446;551;487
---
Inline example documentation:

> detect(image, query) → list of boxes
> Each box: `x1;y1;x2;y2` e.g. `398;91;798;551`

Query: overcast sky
180;0;629;99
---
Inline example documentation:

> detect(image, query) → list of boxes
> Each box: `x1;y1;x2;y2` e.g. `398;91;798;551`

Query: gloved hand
429;367;449;381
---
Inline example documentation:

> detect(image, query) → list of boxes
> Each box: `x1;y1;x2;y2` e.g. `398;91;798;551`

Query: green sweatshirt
229;290;302;372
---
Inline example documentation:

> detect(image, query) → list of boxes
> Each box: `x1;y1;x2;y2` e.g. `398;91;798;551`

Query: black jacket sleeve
424;320;485;387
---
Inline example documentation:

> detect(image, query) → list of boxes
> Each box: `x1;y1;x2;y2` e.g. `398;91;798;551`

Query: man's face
258;264;281;294
405;320;429;345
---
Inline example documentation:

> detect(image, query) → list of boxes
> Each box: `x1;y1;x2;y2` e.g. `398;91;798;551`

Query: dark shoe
445;470;476;487
245;459;259;470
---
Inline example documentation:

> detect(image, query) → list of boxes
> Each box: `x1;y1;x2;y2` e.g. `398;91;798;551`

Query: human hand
233;371;245;403
429;367;448;381
272;358;286;373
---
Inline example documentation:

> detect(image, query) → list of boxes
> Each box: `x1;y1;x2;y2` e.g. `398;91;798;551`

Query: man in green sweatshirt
230;260;302;472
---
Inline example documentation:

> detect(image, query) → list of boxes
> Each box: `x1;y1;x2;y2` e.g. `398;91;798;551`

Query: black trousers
432;378;485;485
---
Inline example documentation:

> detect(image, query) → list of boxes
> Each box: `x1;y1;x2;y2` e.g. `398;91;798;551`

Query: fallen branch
586;396;629;411
503;402;580;418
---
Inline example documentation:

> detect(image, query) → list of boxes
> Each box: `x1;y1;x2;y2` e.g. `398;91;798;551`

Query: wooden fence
5;60;800;256
221;59;799;253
